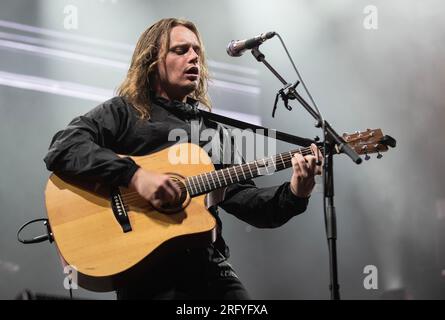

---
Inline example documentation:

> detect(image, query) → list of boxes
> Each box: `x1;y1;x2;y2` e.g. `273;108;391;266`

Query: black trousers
116;249;250;300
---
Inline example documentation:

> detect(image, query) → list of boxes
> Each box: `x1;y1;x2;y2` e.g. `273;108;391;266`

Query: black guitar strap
197;109;315;147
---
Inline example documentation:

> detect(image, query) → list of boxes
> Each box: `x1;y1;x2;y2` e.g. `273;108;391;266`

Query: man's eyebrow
170;42;201;49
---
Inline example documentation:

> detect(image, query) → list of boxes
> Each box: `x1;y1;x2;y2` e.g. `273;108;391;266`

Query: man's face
156;25;201;102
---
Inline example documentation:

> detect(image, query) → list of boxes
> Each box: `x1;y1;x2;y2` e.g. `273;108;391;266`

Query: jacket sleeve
43;97;140;187
219;180;309;228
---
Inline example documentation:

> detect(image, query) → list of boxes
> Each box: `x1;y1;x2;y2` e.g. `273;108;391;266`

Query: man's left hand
290;143;323;198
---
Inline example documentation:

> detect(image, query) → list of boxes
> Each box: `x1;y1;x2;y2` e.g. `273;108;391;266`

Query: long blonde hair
117;18;211;119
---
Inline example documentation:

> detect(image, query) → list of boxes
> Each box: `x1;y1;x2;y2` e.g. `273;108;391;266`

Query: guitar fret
254;160;260;175
246;162;253;178
262;159;270;175
197;176;203;193
191;176;197;193
195;176;202;193
220;170;227;186
186;179;194;195
214;171;222;187
203;173;212;190
208;172;216;189
227;168;233;183
192;178;198;194
279;153;285;168
191;179;197;195
198;174;206;192
270;156;277;171
233;167;240;181
240;165;247;180
203;173;209;189
214;173;219;188
190;176;198;194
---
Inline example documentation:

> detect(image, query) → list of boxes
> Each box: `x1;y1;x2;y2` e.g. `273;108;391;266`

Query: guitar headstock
342;129;396;160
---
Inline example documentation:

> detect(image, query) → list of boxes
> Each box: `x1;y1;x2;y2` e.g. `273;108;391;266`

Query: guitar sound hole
155;175;190;214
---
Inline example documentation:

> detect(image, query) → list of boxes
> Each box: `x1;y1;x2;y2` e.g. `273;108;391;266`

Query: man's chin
183;82;199;93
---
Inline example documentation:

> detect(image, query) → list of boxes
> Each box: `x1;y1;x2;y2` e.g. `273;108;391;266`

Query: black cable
18;220;73;298
17;218;52;244
275;33;324;121
275;33;325;168
273;32;330;234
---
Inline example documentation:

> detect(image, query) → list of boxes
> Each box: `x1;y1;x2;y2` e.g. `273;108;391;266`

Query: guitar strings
121;148;320;203
121;147;317;198
120;146;323;204
122;147;321;200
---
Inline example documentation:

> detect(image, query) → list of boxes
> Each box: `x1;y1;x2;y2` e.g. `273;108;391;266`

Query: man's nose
188;48;199;64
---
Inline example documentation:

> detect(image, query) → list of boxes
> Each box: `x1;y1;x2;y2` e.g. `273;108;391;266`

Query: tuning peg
365;153;370;161
374;144;383;159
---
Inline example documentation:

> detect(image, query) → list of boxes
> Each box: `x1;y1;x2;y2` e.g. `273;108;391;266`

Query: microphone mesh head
226;40;242;57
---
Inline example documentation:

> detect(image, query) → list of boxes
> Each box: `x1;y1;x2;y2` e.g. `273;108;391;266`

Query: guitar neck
185;145;323;197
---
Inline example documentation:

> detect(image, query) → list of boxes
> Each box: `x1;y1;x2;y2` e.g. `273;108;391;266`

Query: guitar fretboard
184;146;323;197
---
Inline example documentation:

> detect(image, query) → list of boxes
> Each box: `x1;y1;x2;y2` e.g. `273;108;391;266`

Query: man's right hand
129;168;181;207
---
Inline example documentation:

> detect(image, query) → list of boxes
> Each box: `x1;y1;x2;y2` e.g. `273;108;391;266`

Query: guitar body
45;143;217;292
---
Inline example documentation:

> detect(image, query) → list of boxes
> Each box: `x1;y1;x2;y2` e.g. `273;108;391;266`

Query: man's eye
174;47;187;55
171;46;200;56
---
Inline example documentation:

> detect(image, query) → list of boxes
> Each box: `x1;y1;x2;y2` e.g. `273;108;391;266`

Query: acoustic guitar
45;129;395;291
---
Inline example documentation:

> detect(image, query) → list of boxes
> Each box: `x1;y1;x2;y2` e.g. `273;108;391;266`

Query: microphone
226;31;276;57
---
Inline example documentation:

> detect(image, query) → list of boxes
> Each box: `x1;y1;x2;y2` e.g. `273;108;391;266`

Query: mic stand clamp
272;81;300;118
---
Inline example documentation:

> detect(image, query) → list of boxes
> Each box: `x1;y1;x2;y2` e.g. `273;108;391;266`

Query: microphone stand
251;46;362;300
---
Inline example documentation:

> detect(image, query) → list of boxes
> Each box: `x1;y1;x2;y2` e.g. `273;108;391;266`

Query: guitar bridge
111;188;132;233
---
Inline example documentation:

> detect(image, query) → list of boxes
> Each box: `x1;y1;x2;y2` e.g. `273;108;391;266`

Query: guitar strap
198;109;315;147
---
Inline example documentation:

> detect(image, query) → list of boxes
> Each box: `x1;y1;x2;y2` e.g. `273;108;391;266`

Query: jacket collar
152;94;200;120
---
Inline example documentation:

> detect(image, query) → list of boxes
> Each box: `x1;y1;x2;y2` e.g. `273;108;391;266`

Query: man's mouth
184;66;199;78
